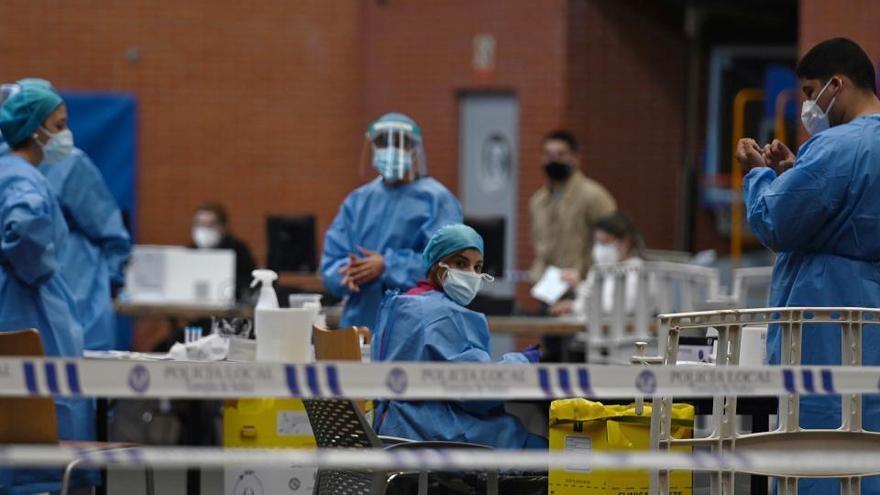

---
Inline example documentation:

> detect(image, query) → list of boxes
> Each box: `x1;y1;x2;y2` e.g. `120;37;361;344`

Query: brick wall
800;0;880;61
566;0;687;249
0;0;365;266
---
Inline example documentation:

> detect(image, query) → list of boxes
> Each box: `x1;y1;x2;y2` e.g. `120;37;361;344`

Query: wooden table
115;301;254;320
486;316;586;336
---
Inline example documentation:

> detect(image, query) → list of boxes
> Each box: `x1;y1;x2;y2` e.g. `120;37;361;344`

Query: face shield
359;119;427;182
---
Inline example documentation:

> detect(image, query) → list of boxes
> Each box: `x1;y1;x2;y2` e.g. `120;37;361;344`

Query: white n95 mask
193;227;221;249
592;243;620;265
439;263;494;306
801;78;838;136
39;127;74;164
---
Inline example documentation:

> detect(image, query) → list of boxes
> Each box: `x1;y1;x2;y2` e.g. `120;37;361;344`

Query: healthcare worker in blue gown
371;224;547;449
737;37;880;495
321;113;462;331
0;83;95;492
14;78;131;351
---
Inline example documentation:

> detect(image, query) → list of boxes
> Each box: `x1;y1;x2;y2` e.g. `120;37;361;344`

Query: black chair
302;398;498;495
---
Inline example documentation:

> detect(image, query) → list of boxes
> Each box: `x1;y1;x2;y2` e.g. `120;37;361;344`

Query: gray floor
107;468;223;495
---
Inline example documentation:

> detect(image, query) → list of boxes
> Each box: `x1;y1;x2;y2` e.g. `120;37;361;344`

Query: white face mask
592;242;620;265
801;78;838;136
193;226;221;249
38;127;74;163
439;263;494;306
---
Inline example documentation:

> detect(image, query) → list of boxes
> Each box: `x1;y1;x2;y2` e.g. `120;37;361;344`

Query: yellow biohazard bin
223;398;316;448
548;398;694;495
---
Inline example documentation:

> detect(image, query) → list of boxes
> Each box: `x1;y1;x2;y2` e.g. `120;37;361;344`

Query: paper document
530;266;570;304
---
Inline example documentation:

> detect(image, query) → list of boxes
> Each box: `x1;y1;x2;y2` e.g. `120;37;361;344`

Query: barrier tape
0;358;879;399
0;445;879;476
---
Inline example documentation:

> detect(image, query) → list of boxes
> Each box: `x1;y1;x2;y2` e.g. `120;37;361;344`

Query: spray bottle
251;269;279;309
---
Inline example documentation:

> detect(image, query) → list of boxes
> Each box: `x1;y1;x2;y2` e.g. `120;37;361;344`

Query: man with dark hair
736;37;880;495
529;129;616;282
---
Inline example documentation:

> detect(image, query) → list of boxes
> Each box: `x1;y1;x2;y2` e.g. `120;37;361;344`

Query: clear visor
359;122;428;182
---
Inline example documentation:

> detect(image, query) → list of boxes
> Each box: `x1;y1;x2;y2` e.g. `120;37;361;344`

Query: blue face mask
439;263;493;306
373;147;413;181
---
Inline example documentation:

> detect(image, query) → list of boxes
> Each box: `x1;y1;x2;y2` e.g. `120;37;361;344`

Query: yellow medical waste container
548;398;694;495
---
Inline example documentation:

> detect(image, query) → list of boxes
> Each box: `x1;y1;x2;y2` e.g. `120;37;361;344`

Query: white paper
530;266;570;304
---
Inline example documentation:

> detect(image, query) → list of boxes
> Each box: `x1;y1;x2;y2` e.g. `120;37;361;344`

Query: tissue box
548;399;693;495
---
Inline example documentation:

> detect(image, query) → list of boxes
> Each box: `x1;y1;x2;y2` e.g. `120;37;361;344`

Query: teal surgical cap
0;84;62;147
422;224;484;273
367;112;422;139
17;78;57;93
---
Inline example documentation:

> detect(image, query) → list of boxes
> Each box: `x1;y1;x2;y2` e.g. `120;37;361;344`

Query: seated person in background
372;224;547;449
551;212;645;317
153;202;259;353
191;201;257;303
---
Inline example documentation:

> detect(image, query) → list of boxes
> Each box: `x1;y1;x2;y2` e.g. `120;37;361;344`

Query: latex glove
522;344;542;363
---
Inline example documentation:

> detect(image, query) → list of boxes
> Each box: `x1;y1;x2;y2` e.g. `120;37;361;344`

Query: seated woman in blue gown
371;223;547;449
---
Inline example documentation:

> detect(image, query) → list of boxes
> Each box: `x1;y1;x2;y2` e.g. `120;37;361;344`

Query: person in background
529;130;617;284
3;78;132;352
0;82;95;491
321;113;462;331
551;212;645;317
372;224;546;449
736;37;880;495
191;201;257;303
530;130;616;361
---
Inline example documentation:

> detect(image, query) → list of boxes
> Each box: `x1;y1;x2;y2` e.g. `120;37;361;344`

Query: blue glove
521;344;541;363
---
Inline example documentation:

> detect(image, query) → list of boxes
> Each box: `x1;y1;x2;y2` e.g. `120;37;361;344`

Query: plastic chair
302;398;498;495
0;329;155;495
646;308;880;495
585;260;721;363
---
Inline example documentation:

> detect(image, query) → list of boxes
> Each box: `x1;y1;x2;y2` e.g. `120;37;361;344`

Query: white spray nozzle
250;269;278;289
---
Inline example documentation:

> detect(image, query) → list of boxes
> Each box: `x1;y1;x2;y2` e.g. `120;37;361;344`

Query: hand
734;138;768;170
521;344;542;363
762;139;796;174
345;247;385;287
559;268;581;287
549;299;574;316
339;254;361;293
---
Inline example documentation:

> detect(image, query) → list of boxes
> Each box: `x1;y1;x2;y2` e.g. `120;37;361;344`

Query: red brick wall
566;0;687;250
0;1;365;265
800;0;880;61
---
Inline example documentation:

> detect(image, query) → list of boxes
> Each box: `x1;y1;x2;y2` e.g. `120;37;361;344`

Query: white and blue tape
0;444;878;476
0;358;877;400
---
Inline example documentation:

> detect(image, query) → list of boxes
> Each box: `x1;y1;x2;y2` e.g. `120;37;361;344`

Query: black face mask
544;161;573;181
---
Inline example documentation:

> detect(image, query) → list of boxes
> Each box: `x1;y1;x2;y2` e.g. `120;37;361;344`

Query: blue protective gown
320;176;462;330
371;289;548;449
744;114;880;494
0;153;95;493
39;149;131;351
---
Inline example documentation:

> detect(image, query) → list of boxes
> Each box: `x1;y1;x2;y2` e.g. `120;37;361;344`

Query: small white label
276;411;312;437
564;435;591;473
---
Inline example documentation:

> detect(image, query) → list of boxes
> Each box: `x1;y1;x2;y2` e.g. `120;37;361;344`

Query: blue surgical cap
422;224;484;273
0;84;62;147
367;112;422;139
